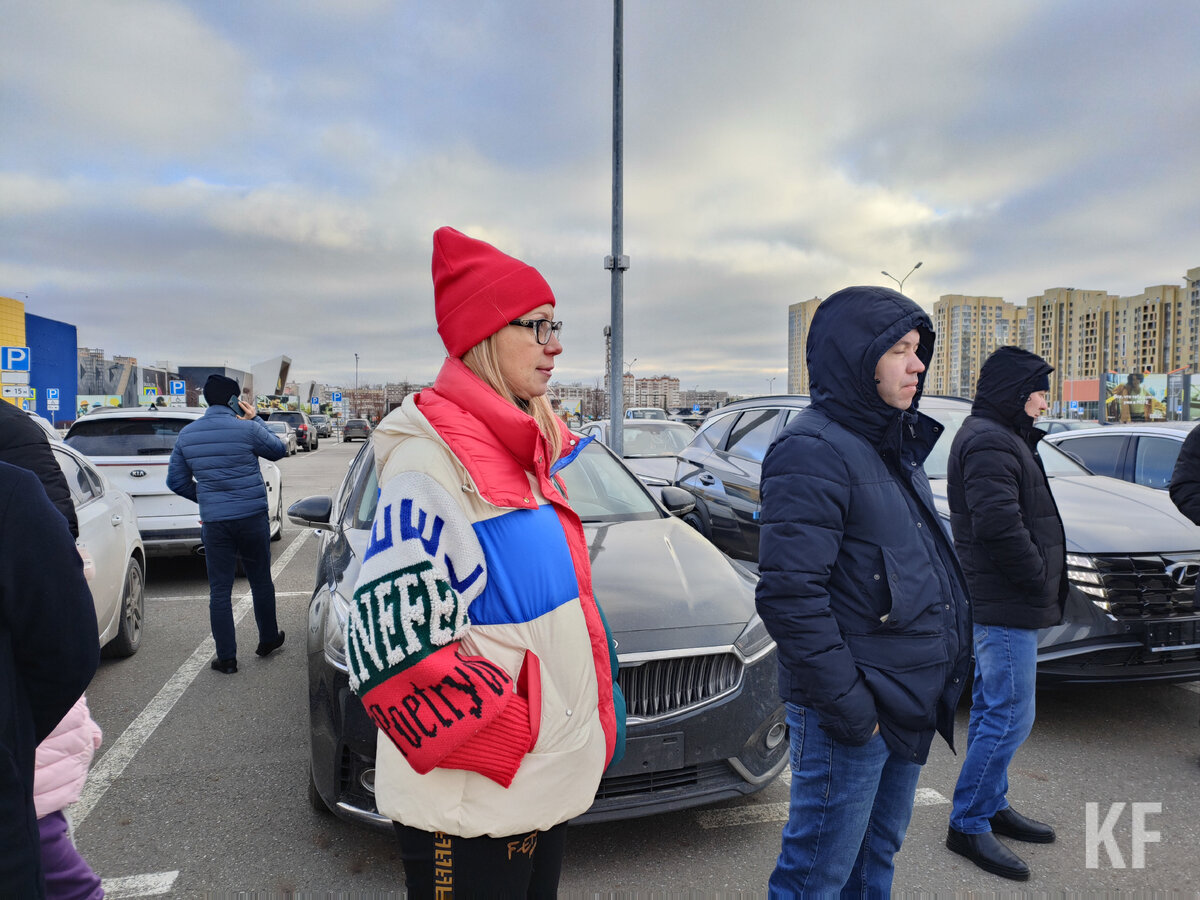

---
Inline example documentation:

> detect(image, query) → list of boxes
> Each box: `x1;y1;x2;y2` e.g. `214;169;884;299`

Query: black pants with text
394;821;568;899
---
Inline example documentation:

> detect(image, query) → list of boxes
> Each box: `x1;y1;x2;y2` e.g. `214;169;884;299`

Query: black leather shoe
946;827;1030;881
256;630;285;658
211;657;238;674
990;806;1056;843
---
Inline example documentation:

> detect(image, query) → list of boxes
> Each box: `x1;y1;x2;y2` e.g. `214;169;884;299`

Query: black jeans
394;822;568;899
201;513;279;660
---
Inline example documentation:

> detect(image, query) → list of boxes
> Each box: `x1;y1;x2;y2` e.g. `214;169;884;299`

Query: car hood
622;456;677;483
583;515;756;655
929;474;1200;554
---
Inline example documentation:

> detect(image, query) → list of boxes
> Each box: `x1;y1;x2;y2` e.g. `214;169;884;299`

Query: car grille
1090;554;1200;618
618;652;742;721
594;761;732;800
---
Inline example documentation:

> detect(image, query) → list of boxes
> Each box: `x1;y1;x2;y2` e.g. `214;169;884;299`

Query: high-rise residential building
1024;287;1119;408
927;295;1024;397
787;297;823;394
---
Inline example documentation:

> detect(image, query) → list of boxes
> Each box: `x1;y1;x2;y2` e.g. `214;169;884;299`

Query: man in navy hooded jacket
168;375;286;674
944;346;1066;881
756;285;971;896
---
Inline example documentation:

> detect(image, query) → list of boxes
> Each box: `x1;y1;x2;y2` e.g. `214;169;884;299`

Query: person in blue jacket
756;285;972;896
168;375;287;674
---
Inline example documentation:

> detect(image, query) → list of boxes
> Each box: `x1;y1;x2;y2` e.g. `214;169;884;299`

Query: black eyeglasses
508;318;564;345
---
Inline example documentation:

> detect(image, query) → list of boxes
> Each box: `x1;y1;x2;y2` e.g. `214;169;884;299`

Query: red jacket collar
417;358;571;508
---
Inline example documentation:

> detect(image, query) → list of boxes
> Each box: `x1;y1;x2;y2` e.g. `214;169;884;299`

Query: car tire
681;498;712;539
308;765;331;815
103;556;144;658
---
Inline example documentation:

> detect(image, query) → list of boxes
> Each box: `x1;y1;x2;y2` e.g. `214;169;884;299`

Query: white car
50;439;145;656
64;407;284;556
577;418;696;497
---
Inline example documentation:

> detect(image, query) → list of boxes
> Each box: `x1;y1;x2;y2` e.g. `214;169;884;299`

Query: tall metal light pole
767;376;776;394
605;0;629;455
881;261;923;293
354;353;359;418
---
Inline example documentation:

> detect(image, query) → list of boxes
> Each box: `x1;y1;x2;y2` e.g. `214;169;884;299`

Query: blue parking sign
169;380;185;395
332;391;342;403
1;346;30;371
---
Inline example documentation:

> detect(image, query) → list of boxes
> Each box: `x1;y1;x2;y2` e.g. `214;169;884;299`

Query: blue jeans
950;624;1038;833
769;704;922;898
201;514;279;660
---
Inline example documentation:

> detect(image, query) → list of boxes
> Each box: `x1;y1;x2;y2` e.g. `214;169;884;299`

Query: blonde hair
463;334;563;461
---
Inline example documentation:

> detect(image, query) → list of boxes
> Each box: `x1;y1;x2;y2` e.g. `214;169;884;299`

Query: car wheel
682;499;712;539
308;765;331;815
103;556;144;658
271;493;283;542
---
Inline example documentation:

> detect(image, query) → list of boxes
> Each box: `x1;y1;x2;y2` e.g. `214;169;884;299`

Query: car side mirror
659;485;696;518
288;495;333;529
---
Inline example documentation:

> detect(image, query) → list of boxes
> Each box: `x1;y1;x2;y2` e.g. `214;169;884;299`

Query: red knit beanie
432;226;556;358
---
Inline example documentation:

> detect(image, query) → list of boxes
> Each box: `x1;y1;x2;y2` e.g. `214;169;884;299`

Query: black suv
672;395;808;562
673;393;1200;685
264;410;318;451
309;414;333;438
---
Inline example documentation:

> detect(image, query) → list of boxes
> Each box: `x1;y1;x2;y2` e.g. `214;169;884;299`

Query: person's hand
237;399;257;419
872;723;880;736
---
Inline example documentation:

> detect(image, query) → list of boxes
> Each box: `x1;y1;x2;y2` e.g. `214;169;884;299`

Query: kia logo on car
130;469;148;478
1165;562;1200;587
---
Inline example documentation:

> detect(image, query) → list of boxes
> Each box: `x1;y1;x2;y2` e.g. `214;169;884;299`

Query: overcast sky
3;1;1198;396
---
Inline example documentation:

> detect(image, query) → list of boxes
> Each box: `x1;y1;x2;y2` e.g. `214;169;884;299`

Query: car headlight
323;586;353;671
734;612;775;663
1067;553;1109;609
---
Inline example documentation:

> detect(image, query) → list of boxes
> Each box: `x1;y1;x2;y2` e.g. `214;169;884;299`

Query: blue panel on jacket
470;505;578;625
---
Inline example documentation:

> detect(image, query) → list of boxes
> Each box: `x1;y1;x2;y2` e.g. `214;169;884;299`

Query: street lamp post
354;353;359;418
881;261;923;293
767;376;776;394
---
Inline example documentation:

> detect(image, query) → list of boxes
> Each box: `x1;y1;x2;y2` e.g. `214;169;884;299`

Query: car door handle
111;514;123;526
698;473;715;485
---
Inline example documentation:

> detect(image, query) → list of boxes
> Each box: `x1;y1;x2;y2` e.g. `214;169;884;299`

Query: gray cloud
2;0;1198;396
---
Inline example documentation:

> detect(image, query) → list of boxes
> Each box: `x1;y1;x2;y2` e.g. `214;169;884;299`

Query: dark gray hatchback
291;438;787;830
674;394;1200;685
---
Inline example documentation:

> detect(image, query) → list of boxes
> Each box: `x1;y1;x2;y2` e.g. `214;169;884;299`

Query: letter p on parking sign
1;346;30;371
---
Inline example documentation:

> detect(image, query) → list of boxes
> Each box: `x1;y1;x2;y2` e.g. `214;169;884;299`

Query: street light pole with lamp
354;353;359;418
767;376;776;394
881;261;923;293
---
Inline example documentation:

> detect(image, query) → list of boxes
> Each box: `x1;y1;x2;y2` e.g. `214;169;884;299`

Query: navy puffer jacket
755;286;971;764
947;347;1068;628
167;406;286;522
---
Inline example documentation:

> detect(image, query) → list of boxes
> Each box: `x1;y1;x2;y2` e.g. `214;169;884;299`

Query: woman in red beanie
347;227;625;896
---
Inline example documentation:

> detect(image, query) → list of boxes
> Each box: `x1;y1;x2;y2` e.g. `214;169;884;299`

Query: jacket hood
972;346;1053;430
807;285;934;441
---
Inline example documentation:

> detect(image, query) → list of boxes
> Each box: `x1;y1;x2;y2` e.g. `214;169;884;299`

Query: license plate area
1143;617;1200;652
605;732;684;777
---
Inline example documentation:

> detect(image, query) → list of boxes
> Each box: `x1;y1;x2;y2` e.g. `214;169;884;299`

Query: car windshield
921;401;1090;479
621;422;695;457
66;416;191;456
267;422;288;433
355;440;660;528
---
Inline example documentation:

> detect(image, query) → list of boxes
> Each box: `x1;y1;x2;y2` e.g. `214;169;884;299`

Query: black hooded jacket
755;286;971;765
947;346;1068;628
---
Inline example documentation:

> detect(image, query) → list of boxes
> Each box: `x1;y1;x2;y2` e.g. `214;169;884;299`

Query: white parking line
147;590;311;602
695;785;949;829
101;871;179;898
73;530;312;829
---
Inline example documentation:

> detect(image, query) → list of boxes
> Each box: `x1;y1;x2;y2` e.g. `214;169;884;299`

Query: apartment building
927;295;1024;397
787;296;823;393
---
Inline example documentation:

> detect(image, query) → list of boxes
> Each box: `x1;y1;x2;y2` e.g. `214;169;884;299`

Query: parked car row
668;394;1200;685
63;407;284;557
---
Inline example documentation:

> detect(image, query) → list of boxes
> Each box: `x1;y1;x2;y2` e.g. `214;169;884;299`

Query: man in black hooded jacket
756;285;971;896
945;346;1067;881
